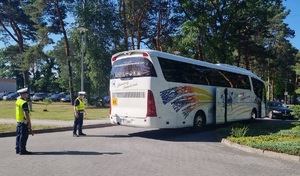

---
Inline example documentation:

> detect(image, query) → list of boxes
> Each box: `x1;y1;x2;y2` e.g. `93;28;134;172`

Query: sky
0;1;300;50
283;0;300;50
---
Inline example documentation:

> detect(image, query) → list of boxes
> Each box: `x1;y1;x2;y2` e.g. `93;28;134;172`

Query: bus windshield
110;57;157;79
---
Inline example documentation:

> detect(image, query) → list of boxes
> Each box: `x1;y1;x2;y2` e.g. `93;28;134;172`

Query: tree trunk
55;0;75;105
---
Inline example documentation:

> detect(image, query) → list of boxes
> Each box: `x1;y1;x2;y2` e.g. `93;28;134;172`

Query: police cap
78;91;86;96
17;88;28;94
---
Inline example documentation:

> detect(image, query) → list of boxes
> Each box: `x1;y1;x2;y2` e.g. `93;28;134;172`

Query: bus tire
251;109;257;119
192;111;206;132
268;111;273;119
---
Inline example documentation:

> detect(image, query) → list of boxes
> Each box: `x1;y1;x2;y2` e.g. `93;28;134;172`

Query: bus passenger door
216;88;226;124
216;88;252;123
260;86;267;117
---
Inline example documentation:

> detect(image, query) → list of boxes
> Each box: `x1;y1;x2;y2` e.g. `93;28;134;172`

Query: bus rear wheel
192;111;206;131
251;109;257;119
268;111;273;119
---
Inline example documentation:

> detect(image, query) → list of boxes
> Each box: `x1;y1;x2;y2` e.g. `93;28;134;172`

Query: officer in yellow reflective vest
73;91;86;137
15;88;32;155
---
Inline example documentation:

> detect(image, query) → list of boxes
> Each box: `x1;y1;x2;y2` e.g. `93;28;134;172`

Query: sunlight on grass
0;123;57;133
0;101;109;120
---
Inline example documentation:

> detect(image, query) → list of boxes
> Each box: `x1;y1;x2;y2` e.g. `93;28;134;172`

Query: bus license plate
122;119;131;124
112;98;118;106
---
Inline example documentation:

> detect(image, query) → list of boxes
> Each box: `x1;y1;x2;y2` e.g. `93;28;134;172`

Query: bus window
252;78;265;99
158;57;251;89
110;57;157;79
158;57;210;85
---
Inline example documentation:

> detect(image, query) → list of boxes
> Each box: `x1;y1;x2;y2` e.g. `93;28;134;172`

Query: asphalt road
0;124;299;176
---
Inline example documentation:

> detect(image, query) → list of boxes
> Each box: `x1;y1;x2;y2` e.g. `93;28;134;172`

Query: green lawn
0;101;109;120
0;101;110;133
0;123;56;133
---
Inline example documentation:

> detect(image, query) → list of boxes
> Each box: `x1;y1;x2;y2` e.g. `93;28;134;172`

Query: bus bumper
110;115;178;128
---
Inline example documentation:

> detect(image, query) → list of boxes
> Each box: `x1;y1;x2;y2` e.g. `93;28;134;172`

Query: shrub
276;129;300;138
217;120;300;156
292;121;300;126
252;141;300;156
290;105;300;118
43;98;52;111
230;125;249;138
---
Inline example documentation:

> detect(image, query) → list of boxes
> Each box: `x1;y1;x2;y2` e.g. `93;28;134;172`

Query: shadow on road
31;151;122;156
128;128;221;142
83;134;132;138
124;118;299;142
80;126;221;142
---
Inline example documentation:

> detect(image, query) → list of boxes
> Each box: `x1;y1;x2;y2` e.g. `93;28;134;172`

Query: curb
221;138;300;162
0;123;114;138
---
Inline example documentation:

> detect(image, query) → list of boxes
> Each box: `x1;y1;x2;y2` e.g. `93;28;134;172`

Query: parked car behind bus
2;92;19;100
267;101;293;119
0;92;13;100
49;93;66;102
32;92;48;101
98;95;110;107
60;94;71;102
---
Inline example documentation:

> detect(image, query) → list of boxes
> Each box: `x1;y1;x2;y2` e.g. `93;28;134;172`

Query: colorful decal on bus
160;86;213;118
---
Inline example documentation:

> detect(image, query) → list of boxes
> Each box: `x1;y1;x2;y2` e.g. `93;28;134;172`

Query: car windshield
8;92;17;96
269;102;285;107
37;93;48;98
51;94;60;98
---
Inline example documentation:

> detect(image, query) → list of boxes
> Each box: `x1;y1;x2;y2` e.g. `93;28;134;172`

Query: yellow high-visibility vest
75;98;85;111
16;99;27;122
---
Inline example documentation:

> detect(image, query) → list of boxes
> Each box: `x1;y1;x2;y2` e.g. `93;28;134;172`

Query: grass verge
0;101;109;120
0;101;110;133
0;124;57;133
216;120;300;156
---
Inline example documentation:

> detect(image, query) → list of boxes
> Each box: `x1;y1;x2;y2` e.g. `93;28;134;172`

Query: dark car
49;93;66;102
60;94;71;102
32;92;48;101
2;92;19;100
267;101;293;119
0;92;13;100
98;95;110;107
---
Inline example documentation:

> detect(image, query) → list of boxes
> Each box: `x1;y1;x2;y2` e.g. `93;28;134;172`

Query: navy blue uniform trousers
16;123;29;153
73;111;84;134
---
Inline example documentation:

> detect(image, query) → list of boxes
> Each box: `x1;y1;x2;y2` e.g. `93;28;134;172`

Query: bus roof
112;49;264;82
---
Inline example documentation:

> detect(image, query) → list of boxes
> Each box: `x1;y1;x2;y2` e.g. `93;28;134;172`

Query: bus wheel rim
195;115;203;127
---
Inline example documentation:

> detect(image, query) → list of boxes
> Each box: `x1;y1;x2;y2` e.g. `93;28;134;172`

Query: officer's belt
17;119;28;124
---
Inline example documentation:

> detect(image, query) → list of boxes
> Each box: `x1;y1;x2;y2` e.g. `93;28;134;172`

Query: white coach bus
109;50;266;130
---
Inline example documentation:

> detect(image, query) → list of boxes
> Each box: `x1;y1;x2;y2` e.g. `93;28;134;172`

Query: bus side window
209;69;231;87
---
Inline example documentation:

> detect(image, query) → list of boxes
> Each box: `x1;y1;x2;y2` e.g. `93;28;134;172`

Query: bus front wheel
192;111;206;131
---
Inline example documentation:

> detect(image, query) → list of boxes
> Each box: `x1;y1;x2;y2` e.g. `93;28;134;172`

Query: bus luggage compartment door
111;91;147;121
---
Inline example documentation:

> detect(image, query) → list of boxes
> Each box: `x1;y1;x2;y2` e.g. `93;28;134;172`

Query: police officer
73;91;86;137
15;88;32;155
